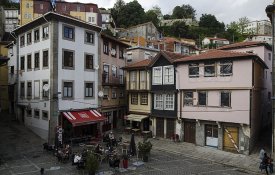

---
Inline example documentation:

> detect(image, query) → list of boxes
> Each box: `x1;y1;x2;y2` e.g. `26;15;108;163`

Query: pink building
175;49;267;155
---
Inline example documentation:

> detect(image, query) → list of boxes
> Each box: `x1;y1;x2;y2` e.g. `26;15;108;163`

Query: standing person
262;153;270;175
260;148;266;161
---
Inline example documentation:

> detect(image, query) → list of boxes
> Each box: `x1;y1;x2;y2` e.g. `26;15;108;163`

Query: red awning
62;110;106;127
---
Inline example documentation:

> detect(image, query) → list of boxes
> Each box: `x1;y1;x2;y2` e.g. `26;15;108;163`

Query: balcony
102;74;125;86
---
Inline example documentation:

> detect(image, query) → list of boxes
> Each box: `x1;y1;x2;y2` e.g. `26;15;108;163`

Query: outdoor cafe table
132;128;140;135
142;130;152;138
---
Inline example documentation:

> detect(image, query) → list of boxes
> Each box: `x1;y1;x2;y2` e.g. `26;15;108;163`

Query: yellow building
0;41;10;111
123;59;152;133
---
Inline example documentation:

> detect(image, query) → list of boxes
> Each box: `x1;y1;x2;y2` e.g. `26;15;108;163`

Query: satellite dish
98;91;103;97
43;84;49;91
94;65;99;70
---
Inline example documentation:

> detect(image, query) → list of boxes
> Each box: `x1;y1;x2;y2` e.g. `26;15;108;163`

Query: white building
244;20;272;35
202;37;230;49
244;35;272;45
4;8;19;32
12;12;103;144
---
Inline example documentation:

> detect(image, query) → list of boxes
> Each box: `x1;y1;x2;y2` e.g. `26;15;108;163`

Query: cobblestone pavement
0;112;263;175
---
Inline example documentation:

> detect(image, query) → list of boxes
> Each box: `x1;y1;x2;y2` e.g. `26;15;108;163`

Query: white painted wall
85;12;97;25
57;22;99;111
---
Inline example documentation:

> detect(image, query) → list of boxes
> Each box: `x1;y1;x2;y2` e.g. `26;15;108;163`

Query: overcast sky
66;0;274;24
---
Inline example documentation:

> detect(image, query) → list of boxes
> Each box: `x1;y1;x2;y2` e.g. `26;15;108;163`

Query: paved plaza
0;112;264;175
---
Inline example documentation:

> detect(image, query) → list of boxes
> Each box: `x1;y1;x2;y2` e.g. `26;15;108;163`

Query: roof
175;49;268;68
123;59;151;70
101;33;131;47
217;41;271;51
205;37;229;41
13;12;101;35
126;21;157;30
150;50;185;66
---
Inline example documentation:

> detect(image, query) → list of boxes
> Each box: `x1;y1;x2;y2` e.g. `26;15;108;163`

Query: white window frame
112;88;117;99
163;65;174;84
154;94;163;110
152;66;162;85
164;94;174;110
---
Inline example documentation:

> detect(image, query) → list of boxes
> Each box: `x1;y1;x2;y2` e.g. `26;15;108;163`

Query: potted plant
138;140;152;162
85;152;99;175
121;154;129;168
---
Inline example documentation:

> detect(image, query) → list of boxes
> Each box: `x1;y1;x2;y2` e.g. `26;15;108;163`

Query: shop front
125;114;150;134
60;109;106;144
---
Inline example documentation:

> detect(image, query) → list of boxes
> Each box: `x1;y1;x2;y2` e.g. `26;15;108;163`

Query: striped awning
62;110;106;127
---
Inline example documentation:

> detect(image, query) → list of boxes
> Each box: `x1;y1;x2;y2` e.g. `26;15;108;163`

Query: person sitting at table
109;131;114;140
95;144;103;155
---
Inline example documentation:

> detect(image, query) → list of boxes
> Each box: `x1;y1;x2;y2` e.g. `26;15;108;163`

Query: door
166;119;175;139
184;121;196;144
156;118;164;138
223;127;239;153
113;111;117;129
205;125;218;147
21;108;25;123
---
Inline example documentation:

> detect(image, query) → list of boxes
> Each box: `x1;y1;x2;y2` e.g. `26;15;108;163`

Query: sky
65;0;274;24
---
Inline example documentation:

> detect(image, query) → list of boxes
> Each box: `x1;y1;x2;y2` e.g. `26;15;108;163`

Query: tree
238;17;250;34
111;0;146;28
172;4;196;19
151;5;162;19
111;0;126;27
145;10;159;27
163;14;171;20
170;21;189;38
199;14;225;35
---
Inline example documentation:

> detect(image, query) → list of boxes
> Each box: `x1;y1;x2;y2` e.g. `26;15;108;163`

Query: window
119;90;124;98
140;70;146;89
198;91;207;106
27;33;32;44
27;109;32;117
103;65;109;83
165;94;174;110
27;82;32;98
34;52;39;69
10;66;14;74
268;53;271;61
34;29;40;42
189;63;199;77
42;111;48;120
20;56;25;70
43;50;48;68
131;93;138;105
85;82;93;97
85;31;94;44
154;94;163;109
20;82;25;98
26;3;29;8
204;61;215;77
42;81;49;98
111;44;116;57
119;48;124;59
221;91;231;107
103;41;109;55
112;88;117;99
63;26;74;40
103;87;109;98
163;65;174;84
119;69;124;84
27;54;32;70
184;92;193;106
220;60;232;76
140;93;148;105
92;17;95;22
42;26;49;39
152;67;162;84
268;92;271;101
85;54;93;70
63;82;73;98
34;110;40;119
77;5;80;12
88;17;91;22
20;35;25;46
130;71;137;89
63;50;74;68
40;4;43;10
112;65;117;77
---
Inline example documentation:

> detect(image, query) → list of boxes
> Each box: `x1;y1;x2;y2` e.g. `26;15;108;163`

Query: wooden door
166;119;175;139
223;127;239;153
184;122;196;144
156;118;164;138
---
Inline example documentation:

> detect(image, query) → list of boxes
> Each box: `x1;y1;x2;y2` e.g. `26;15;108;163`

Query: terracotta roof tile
123;59;151;69
217;41;269;50
175;50;257;63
